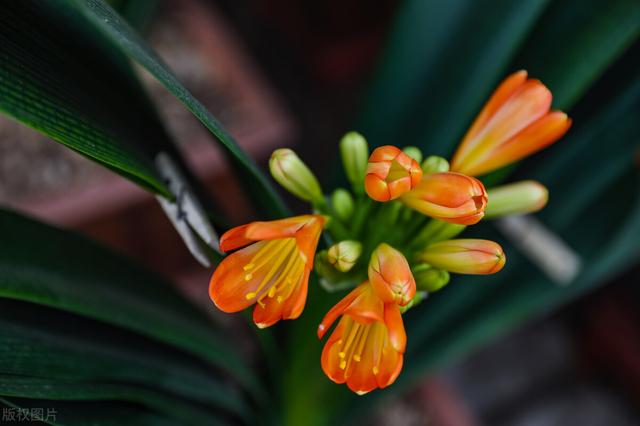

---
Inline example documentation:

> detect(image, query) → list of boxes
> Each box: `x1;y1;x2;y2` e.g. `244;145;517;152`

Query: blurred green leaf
357;0;549;155
0;208;261;396
0;375;226;426
69;0;288;218
0;299;245;424
514;0;640;109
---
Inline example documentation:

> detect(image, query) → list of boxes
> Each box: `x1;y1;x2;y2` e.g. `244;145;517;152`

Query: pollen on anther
244;273;253;281
372;366;379;375
268;286;276;298
243;263;254;271
338;351;346;359
245;292;256;300
353;355;361;362
277;296;283;303
339;360;347;369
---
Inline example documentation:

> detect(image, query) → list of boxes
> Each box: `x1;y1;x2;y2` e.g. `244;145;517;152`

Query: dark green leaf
0;1;171;196
0;298;246;422
0;208;261;396
68;0;288;218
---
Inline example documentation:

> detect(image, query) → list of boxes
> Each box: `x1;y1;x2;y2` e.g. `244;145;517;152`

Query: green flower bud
331;188;355;221
403;146;423;164
269;148;323;203
327;240;362;272
340;131;369;193
421;155;450;174
485;180;548;219
412;264;450;293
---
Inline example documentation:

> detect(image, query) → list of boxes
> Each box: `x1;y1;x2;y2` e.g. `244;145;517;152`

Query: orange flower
318;283;405;395
209;215;324;328
451;70;571;176
418;239;506;275
368;243;416;306
400;172;487;225
365;145;422;201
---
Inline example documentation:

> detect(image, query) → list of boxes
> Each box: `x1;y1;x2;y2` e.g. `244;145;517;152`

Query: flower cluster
209;71;571;394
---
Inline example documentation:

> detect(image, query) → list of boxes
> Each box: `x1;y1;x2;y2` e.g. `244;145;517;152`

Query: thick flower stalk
208;70;570;395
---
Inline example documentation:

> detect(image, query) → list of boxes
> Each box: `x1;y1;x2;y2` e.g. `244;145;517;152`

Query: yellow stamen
245;292;256;300
246;239;296;301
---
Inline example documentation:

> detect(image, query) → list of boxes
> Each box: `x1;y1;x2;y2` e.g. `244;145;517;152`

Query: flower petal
384;303;406;353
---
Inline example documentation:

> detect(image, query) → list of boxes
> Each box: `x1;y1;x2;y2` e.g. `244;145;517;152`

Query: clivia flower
318;282;405;395
208;70;571;396
417;239;506;275
451;70;571;176
400;172;488;225
368;243;416;306
209;215;324;328
365;145;423;201
485;180;549;218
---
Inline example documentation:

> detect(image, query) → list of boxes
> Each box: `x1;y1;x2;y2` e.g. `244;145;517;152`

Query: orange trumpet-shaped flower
318;283;406;395
451;70;571;176
418;239;506;275
209;215;324;328
365;145;423;202
400;172;488;225
368;243;416;306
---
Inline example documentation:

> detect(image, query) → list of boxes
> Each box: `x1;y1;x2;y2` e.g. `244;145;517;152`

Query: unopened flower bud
365;145;423;202
328;241;362;272
368;243;416;306
418;239;506;275
340;132;369;193
270;148;323;203
400;172;487;225
331;189;355;221
485;180;548;218
412;264;450;293
450;71;571;177
421;156;450;174
403;146;423;164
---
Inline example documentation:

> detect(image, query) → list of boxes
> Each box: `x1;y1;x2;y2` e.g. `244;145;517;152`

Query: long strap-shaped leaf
356;0;550;155
68;0;287;218
0;300;245;424
0;208;262;399
0;1;170;196
0;376;228;426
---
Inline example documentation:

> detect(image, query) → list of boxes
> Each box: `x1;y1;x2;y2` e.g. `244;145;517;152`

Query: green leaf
513;0;640;109
68;0;288;218
0;298;246;422
356;0;550;155
0;208;261;396
0;375;228;426
0;1;171;196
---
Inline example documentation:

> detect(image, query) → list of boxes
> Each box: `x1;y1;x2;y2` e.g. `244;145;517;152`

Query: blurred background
1;0;638;425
